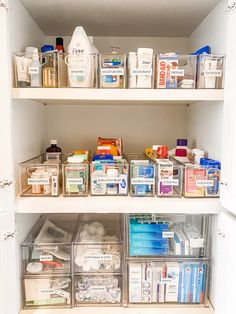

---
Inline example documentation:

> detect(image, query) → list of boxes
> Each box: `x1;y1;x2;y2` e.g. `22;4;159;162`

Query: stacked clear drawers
22;214;78;309
125;213;210;305
73;214;123;306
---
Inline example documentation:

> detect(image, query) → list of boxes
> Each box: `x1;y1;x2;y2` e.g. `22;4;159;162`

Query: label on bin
196;180;214;187
162;231;174;238
160;179;179;186
66;178;83;185
131;178;155;185
204;70;222;77
131;68;153;76
69;68;85;77
29;66;39;74
28;178;50;185
54;290;70;299
40;288;54;295
40;254;53;261
101;68;124;75
170;69;185;76
83;254;113;261
161;278;173;284
90;286;106;292
94;177;122;184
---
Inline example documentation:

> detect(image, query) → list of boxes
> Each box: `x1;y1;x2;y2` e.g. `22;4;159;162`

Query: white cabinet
0;0;236;313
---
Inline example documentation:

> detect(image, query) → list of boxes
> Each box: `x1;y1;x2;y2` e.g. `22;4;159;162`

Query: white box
141;263;152;303
129;263;142;303
152;263;165;302
165;262;180;302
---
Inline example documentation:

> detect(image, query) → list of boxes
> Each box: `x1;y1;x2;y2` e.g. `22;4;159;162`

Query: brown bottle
46;140;62;161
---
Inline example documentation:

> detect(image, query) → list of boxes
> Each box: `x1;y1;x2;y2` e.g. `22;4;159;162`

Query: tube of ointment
15;55;31;87
128;52;137;88
137;48;153;88
204;59;217;88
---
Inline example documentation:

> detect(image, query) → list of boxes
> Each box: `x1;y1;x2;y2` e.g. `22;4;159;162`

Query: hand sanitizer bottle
29;48;42;87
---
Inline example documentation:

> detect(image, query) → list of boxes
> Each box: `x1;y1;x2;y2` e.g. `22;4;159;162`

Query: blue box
130;239;169;248
129;246;169;256
130;232;164;241
129;222;169;233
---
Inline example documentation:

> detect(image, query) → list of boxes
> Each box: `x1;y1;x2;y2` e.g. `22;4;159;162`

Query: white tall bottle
29;48;42;87
67;26;93;87
88;36;99;87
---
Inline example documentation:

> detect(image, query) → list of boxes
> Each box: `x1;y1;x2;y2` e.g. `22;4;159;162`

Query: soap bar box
73;214;122;273
21;214;78;276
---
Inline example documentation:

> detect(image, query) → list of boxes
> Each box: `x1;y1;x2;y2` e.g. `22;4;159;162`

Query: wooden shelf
12;88;224;106
16;195;221;214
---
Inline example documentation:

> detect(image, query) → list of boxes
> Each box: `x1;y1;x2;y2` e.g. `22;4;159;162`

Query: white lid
50;140;57;145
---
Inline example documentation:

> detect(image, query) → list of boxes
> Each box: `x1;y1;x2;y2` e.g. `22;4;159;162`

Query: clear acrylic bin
73;214;122;273
156;159;184;197
125;153;155;197
22;214;78;275
19;154;63;196
128;261;208;304
62;162;89;197
90;158;128;196
128;52;154;88
183;163;220;198
128;214;209;257
156;54;197;89
74;275;122;305
23;276;72;309
197;54;224;89
65;53;98;88
14;51;45;88
99;52;126;88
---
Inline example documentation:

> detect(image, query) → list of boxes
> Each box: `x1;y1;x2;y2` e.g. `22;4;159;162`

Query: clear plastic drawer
73;214;122;273
197;54;224;89
127;214;209;257
22;214;78;275
23;276;72;309
128;261;208;304
156;54;197;89
19;154;63;197
90;158;128;196
74;275;122;305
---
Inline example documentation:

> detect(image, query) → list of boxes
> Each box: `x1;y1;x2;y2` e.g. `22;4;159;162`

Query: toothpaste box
183;264;192;303
178;264;185;303
152;263;165;303
129;263;142;302
141;263;152;303
156;159;174;196
171;224;190;255
193;263;206;303
165;262;180;302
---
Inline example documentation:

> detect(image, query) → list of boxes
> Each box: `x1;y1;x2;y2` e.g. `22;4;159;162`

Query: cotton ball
83;224;90;232
88;223;97;235
82;262;91;272
75;255;83;267
96;225;105;236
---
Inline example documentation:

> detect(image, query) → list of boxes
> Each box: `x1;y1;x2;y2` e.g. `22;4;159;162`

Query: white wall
45;36;189;53
45;104;187;153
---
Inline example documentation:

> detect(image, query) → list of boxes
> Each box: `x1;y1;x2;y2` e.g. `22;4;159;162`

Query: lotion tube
128;52;137;88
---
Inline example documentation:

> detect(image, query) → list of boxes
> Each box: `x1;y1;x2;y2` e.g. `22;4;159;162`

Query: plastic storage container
73;214;122;273
155;158;184;197
62;157;89;197
90;157;128;196
128;214;209;257
23;276;72;309
74;275;122;305
22;214;78;275
125;153;155;197
156;54;197;89
65;53;98;88
197;54;224;89
99;51;126;88
19;154;64;197
128;261;208;304
128;50;154;88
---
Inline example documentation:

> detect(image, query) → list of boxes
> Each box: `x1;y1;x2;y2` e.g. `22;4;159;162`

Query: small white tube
128;52;137;88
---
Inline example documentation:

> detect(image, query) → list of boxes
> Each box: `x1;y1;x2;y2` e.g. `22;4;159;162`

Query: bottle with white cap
29;48;42;87
46;140;62;161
